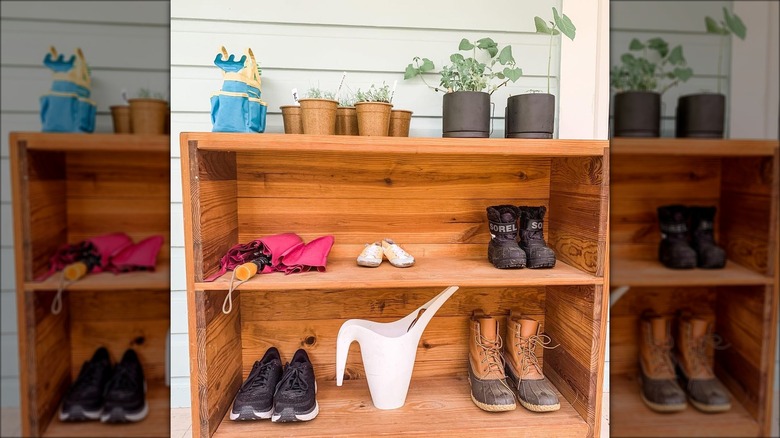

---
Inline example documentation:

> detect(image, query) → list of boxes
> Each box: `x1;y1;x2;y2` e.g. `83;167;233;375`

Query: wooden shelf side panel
544;285;604;435
549;153;609;277
192;290;243;438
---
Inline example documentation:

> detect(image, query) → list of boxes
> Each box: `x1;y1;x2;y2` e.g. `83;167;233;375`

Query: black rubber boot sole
526;256;556;269
487;246;526;269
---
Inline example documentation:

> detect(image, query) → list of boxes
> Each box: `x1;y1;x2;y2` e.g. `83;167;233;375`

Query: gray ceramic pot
442;91;490;138
505;93;555;139
676;93;725;138
613;91;661;137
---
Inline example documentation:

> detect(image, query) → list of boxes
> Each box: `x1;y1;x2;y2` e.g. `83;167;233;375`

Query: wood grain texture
610;373;760;437
10;132;169;152
212;376;588;438
194;290;242;438
610;259;772;287
611;138;779;156
26;151;68;280
183;132;608;157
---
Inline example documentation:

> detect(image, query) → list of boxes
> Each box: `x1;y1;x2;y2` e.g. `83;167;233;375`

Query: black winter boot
689;206;726;269
657;205;696;269
487;205;526;269
518;206;556;269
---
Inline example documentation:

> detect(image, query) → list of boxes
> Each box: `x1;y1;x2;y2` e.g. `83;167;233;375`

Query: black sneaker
272;349;318;423
230;347;283;420
59;347;112;421
101;349;148;423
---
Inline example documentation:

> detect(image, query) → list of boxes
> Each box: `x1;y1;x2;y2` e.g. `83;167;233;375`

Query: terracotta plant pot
298;98;338;135
676;93;725;138
110;105;132;133
442;91;490;138
505;93;555;138
128;98;168;135
280;105;304;134
389;110;413;137
336;107;358;135
613;91;661;137
355;102;393;136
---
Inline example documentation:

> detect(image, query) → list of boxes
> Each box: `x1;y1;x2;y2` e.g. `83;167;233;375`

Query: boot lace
514;326;558;378
476;332;505;375
648;338;676;376
687;332;730;376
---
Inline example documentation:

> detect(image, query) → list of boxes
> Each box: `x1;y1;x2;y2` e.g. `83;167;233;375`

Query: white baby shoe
356;242;383;267
382;238;415;268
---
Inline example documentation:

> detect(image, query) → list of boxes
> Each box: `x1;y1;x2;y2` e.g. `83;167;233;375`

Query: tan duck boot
675;311;731;412
467;310;516;412
638;311;687;412
504;311;560;412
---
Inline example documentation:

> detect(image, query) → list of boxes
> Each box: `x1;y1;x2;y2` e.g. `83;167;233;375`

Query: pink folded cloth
278;235;335;274
205;233;336;281
204;232;303;281
37;232;133;280
110;235;164;273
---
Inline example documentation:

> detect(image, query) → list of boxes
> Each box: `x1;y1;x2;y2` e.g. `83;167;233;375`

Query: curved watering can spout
334;285;459;409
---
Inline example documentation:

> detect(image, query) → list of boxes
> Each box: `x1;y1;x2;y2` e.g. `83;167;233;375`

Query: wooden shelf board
183;132;609;157
611;138;779;156
213;376;588;437
24;263;170;291
196;257;601;291
610;373;759;437
43;382;169;438
610;258;772;288
11;132;169;152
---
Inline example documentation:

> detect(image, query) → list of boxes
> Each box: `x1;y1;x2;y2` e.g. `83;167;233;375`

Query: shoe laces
361;243;382;258
243;360;274;390
385;242;411;259
514;326;558;378
71;360;105;397
686;332;729;376
278;363;309;395
106;363;140;393
648;338;676;376
476;332;505;375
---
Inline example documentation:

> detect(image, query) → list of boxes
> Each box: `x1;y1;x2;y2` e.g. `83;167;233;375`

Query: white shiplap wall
0;1;169;410
170;0;609;408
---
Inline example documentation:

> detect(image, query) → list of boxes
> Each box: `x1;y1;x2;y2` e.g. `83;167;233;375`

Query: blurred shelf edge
611;138;779;156
10;132;170;152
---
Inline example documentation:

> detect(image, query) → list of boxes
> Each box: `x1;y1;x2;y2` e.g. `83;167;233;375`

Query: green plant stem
547;31;553;94
717;34;724;94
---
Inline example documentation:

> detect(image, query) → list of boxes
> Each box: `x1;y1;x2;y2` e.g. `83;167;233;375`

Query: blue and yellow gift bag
211;47;268;133
40;47;97;133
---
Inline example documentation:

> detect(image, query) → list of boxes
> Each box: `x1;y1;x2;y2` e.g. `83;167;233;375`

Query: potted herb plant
505;8;575;139
298;87;338;135
354;83;393;136
389;109;413;137
611;37;693;137
128;88;168;135
405;37;522;138
336;93;358;136
676;8;746;138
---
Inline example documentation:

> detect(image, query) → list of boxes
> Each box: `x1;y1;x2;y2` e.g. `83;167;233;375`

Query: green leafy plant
304;87;336;100
705;7;746;93
534;7;576;94
338;93;356;107
404;37;522;94
137;88;166;100
610;37;693;94
355;83;391;103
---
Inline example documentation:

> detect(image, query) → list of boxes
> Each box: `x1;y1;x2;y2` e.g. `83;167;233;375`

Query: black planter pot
613;91;661;137
505;93;555;139
442;91;490;138
676;93;725;138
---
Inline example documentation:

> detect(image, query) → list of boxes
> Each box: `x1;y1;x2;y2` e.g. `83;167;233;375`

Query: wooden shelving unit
181;133;610;437
609;138;779;437
9;133;171;437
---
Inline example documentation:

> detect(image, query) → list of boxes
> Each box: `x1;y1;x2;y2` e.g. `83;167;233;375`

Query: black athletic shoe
230;347;283;420
272;349;318;423
59;347;112;421
101;349;148;423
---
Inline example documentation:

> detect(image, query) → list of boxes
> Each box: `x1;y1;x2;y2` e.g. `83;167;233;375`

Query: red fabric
88;233;133;269
37;232;133;280
110;235;164;272
278;235;335;274
204;233;303;281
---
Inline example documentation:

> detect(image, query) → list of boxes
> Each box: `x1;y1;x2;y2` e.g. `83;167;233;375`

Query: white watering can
335;285;459;409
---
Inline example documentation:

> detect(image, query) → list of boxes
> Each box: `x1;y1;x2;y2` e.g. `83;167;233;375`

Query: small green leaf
705;16;726;34
496;73;505;79
459;38;474;50
629;38;645;50
667;46;684;65
674;67;693;82
723;7;747;39
552;7;576;40
647;37;669;57
621;53;636;64
498;45;513;65
477;38;497;49
503;67;522;82
420;58;435;72
535;16;553;34
450;53;465;63
486;46;498;58
404;64;418;80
